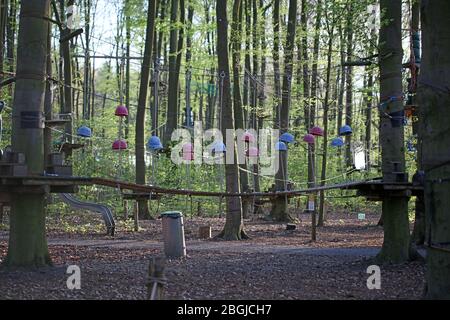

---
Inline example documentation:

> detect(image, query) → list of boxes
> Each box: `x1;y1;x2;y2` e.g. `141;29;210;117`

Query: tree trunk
300;0;310;132
376;0;411;264
272;0;281;129
270;0;297;222
6;0;16;101
61;0;74;160
365;70;374;170
5;0;52;268
307;0;321;194
410;0;425;247
216;0;245;240
231;0;251;218
135;0;157;220
344;4;354;168
337;24;346;138
318;20;334;227
163;0;180;143
0;0;7;79
44;19;52;167
175;0;185;127
83;0;91;120
250;0;258;132
243;0;251;126
419;0;450;299
125;0;131;139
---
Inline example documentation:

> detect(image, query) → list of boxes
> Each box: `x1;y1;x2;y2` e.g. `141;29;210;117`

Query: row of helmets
75;105;353;152
171;125;353;156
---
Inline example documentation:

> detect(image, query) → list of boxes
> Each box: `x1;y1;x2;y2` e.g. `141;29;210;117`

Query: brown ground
0;210;426;300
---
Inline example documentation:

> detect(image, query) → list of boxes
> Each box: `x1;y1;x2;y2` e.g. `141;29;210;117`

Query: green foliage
0;0;421;221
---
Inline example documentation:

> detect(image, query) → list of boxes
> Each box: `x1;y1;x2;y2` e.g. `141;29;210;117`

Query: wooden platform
0;176;91;202
342;180;423;201
0;175;424;202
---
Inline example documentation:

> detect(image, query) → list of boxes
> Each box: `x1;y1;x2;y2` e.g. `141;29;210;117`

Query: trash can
161;211;186;258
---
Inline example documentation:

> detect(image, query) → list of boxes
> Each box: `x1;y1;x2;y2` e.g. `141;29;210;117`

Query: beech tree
270;0;297;222
5;0;52;268
135;0;157;219
376;0;412;263
419;0;450;299
216;0;245;240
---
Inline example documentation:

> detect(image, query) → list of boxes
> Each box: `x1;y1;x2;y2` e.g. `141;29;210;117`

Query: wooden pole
133;201;139;231
147;257;167;300
309;144;317;241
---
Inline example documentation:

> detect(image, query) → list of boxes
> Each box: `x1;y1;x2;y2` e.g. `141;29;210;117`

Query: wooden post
123;200;128;220
147;256;167;300
133;201;139;231
199;225;212;239
308;143;317;242
309;194;317;242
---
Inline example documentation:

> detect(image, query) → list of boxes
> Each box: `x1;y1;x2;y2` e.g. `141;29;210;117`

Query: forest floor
0;208;426;300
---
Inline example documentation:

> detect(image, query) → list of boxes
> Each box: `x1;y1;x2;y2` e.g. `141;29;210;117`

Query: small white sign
358;213;366;220
308;201;315;211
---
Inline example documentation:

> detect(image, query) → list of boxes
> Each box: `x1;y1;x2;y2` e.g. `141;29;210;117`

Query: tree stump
199;225;212;239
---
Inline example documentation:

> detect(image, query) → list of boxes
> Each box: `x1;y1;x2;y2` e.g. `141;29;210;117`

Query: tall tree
135;0;157;220
175;0;185;126
231;0;251;216
163;0;180;143
0;0;7;79
272;0;281;129
307;0;322;194
419;0;450;299
336;23;346;138
344;2;354;168
410;0;425;246
5;0;52;267
318;2;337;227
124;0;131;139
83;0;91;120
216;0;246;240
297;0;310;130
377;0;412;263
270;0;298;222
59;0;74;160
6;0;17;101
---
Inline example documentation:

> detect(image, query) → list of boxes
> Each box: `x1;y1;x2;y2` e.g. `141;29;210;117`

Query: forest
0;0;449;301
